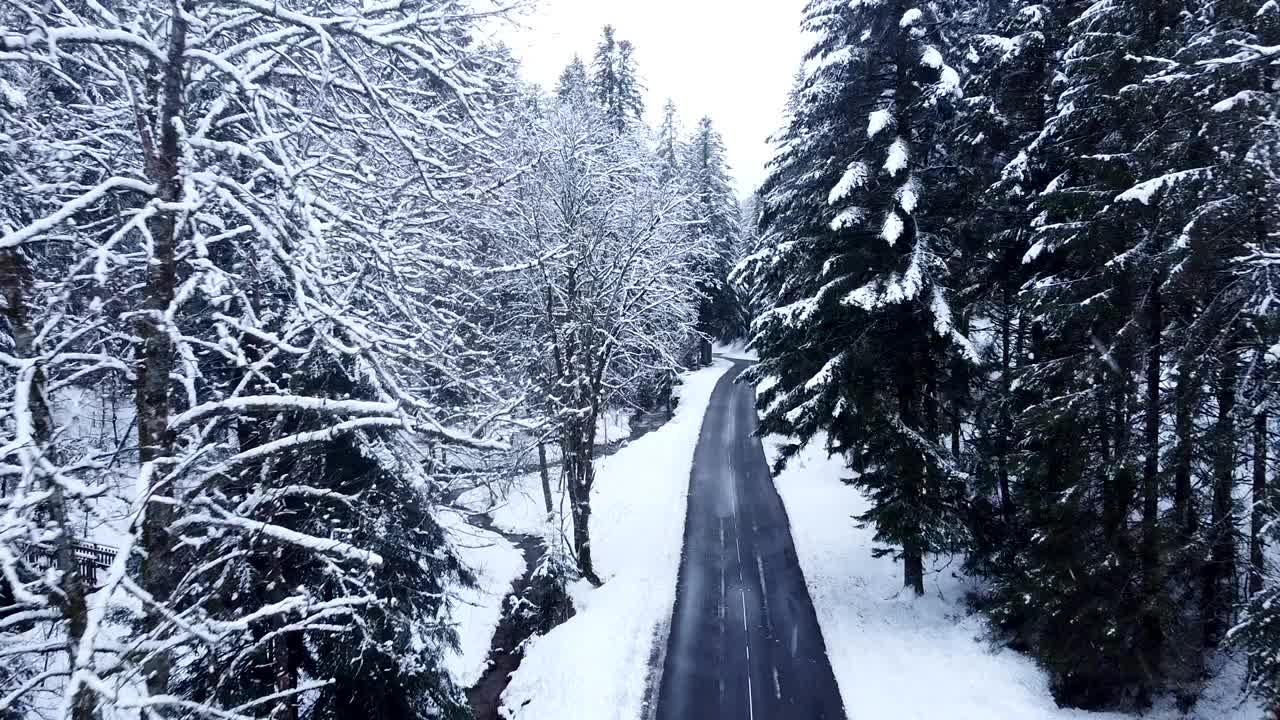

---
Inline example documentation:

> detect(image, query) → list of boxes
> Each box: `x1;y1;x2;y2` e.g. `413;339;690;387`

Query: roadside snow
487;472;554;538
762;433;1262;720
440;511;526;688
764;434;1119;720
499;360;733;720
713;341;758;361
506;407;634;470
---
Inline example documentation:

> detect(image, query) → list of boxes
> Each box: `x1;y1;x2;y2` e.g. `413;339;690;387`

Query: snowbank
764;434;1120;720
1149;652;1263;720
440;511;526;688
763;433;1262;720
499;360;733;720
488;472;553;538
713;341;758;361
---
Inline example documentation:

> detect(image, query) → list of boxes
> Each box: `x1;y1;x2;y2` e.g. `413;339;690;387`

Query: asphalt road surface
654;360;846;720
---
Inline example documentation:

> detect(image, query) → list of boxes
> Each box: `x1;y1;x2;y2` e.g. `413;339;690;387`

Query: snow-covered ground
763;433;1263;720
440;525;523;689
713;340;758;361
442;401;644;691
446;361;1260;719
498;360;733;720
440;511;527;688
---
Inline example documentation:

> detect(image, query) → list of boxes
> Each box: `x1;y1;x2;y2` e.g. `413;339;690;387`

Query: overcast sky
498;0;810;196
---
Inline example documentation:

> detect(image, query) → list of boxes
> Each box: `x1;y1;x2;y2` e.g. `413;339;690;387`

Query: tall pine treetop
590;25;645;132
557;54;589;101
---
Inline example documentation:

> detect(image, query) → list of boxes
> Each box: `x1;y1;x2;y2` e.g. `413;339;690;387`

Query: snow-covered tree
685;116;745;346
475;91;705;585
1;1;522;716
590;26;645;133
557;54;590;101
747;0;970;596
656;99;684;185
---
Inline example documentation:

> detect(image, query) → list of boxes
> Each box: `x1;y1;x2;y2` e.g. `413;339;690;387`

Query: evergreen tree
685;116;745;345
736;0;1280;708
656;99;684;184
557;54;589;101
748;0;971;595
1185;1;1280;710
590;26;645;132
993;0;1237;701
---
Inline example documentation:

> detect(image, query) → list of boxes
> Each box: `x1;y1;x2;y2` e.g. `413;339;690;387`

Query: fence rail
23;539;118;587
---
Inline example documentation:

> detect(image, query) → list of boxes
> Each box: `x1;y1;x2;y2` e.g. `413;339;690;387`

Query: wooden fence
24;540;117;587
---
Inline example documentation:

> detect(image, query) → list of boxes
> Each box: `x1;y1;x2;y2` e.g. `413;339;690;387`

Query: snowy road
655;360;846;720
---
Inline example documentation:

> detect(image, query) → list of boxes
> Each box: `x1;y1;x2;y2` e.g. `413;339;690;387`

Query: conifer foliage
747;0;971;596
746;0;1280;709
591;26;645;133
685;117;746;345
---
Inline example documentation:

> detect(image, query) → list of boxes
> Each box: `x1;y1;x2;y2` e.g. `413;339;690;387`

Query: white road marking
719;564;726;623
742;588;754;720
756;552;772;629
773;666;782;700
756;554;768;598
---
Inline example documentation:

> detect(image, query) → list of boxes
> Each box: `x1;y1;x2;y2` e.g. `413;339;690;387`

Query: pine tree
656;99;684;184
173;353;473;720
557;54;590;101
945;0;1055;545
966;0;1279;704
749;0;971;595
590;26;645;132
616;40;645;126
686;116;745;346
1186;1;1280;709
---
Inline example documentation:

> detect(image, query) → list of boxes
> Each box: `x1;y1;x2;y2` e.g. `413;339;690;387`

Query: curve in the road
655;359;846;720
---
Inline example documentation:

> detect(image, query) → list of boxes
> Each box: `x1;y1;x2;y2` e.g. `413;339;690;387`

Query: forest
0;3;741;717
740;0;1280;712
2;0;1279;718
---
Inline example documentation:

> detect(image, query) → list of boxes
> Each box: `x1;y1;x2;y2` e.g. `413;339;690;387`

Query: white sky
497;0;810;196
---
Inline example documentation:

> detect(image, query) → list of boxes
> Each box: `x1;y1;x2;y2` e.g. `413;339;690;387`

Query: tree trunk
891;19;926;599
1;248;97;720
270;549;298;720
949;314;967;460
997;280;1014;520
539;442;554;518
136;0;193;697
1250;408;1268;598
564;421;601;586
1173;361;1197;547
1202;352;1239;648
903;545;924;596
896;317;926;596
1139;280;1163;682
